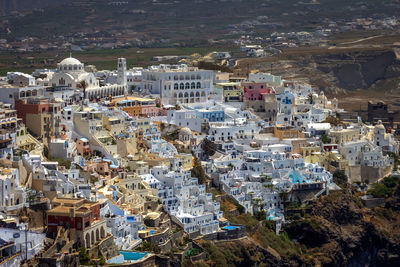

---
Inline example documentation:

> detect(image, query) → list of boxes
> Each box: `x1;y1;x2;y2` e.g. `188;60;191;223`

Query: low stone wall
158;239;172;252
98;234;119;259
190;252;207;262
170;230;184;246
188;230;201;239
361;197;386;208
144;228;170;246
197;225;246;241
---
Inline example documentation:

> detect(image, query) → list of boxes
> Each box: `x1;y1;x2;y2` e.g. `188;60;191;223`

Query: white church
36;57;127;99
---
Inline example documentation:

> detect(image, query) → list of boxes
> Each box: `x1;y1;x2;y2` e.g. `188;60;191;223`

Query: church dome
57;57;84;72
179;127;192;136
375;120;385;130
59;57;82;65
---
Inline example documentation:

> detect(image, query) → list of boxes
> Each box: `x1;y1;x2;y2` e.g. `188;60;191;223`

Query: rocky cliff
286;189;400;266
316;50;400;91
250;48;400;96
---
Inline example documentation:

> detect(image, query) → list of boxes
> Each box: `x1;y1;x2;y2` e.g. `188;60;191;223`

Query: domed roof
179;127;192;136
375;120;385;130
59;57;82;65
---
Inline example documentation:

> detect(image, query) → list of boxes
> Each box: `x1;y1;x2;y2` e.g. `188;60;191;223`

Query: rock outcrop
286;190;400;266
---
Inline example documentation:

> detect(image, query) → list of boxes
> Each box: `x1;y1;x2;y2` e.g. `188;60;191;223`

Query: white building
141;64;213;105
36;57;127;100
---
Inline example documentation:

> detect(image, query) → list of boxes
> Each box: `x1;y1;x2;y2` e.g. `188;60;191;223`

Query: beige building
329;128;360;146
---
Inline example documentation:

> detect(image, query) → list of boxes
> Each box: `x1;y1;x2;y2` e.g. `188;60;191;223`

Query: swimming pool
107;251;149;264
120;251;148;261
223;226;237;230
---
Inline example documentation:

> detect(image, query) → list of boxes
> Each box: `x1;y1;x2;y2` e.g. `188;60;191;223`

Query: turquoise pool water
107;251;149;264
121;251;148;261
223;226;237;230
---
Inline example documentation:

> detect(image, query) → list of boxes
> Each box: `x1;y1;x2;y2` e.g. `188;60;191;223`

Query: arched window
180;75;184;80
174;75;178;80
174;83;179;90
191;74;196;80
59;77;65;85
185;74;190;80
74;65;77;70
185;83;190;89
197;82;201;89
180;83;184;89
196;74;201;79
191;82;196;89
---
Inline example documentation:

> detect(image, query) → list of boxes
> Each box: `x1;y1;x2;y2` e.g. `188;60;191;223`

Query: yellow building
215;82;243;102
301;146;322;164
274;125;305;141
174;153;193;171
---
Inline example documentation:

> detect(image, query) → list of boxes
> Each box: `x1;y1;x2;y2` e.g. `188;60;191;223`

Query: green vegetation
201;139;217;157
43;145;72;169
78;247;90;265
191;157;207;184
143;217;152;227
368;176;400;198
136;241;160;254
333;169;348;188
323;116;342;126
321;135;332;144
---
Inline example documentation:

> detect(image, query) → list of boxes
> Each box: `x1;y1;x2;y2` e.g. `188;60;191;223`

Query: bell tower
117;58;127;85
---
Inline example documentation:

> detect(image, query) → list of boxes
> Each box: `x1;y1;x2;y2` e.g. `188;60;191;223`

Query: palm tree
77;80;88;99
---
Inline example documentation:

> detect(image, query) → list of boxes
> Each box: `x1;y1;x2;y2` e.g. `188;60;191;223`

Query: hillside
189;185;400;266
1;0;400;45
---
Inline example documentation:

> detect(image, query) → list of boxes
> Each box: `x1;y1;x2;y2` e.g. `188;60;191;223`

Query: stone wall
144;228;170;246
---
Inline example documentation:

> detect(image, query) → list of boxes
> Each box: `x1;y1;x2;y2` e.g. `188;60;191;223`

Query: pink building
76;137;91;157
242;82;275;101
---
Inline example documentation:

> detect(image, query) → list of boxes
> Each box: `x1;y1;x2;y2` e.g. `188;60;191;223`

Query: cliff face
286;190;400;266
316;50;400;91
250;48;400;96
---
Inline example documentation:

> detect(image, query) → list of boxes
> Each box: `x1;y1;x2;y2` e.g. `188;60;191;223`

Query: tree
321;134;331;144
191;157;207;184
368;183;393;198
77;80;88;99
307;93;314;104
78;247;90;265
202;138;217;157
333;169;348;188
323;116;342;126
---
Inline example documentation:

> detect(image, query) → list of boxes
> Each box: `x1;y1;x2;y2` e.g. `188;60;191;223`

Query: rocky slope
286;189;400;266
192;187;400;267
249;48;400;95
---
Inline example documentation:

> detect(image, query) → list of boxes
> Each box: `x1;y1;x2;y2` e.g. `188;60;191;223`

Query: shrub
333;169;348;188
